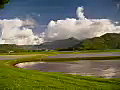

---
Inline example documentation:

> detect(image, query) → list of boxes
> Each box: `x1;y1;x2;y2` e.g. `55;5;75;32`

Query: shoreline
0;52;120;89
13;53;120;67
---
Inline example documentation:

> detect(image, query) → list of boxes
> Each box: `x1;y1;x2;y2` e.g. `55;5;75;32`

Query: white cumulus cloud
45;7;120;41
0;18;44;45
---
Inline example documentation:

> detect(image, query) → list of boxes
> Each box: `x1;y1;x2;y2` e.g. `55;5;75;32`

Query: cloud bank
0;6;120;45
0;18;44;45
46;7;120;41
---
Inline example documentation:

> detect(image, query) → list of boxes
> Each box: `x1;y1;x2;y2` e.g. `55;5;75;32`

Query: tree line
0;0;9;8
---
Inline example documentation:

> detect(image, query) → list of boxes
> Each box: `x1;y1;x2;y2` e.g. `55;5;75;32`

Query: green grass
0;53;120;90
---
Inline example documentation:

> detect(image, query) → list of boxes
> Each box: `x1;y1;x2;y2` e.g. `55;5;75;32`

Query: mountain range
0;33;120;52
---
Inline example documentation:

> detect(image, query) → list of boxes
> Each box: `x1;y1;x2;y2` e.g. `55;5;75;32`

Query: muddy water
16;60;120;78
48;52;120;58
0;55;40;60
0;55;30;60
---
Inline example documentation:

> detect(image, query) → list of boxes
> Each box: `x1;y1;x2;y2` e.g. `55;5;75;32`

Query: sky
0;0;120;31
1;0;120;45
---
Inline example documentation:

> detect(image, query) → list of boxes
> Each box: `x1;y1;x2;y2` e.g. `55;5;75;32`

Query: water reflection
16;60;120;78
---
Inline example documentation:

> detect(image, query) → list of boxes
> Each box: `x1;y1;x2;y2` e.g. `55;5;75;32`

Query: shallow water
16;60;120;78
0;55;32;60
48;52;120;58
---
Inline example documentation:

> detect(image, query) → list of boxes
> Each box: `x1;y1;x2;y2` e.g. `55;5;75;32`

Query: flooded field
0;55;36;60
0;56;24;60
48;52;120;58
16;60;120;78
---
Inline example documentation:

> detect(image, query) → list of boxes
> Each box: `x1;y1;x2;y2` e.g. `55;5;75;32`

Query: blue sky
0;0;120;32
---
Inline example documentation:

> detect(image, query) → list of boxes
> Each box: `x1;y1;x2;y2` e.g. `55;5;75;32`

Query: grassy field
0;52;120;90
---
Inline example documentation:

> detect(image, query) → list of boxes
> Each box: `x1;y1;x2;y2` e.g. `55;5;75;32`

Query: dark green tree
0;0;9;8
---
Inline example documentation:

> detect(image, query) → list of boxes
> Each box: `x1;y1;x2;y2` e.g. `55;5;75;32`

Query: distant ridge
74;33;120;50
1;33;120;52
38;37;80;49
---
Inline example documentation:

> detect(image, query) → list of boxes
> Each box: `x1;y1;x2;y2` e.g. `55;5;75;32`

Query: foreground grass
0;54;120;90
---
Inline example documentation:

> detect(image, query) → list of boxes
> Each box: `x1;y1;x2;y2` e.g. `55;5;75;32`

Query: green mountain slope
75;33;120;50
39;37;80;50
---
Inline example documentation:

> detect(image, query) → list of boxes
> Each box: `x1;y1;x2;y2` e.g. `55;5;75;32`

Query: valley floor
0;51;120;90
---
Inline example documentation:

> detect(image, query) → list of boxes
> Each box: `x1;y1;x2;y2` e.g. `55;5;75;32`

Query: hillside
38;37;80;50
0;44;26;53
74;33;120;50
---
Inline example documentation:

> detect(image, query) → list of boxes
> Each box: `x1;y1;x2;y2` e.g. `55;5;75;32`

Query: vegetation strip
0;53;120;89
